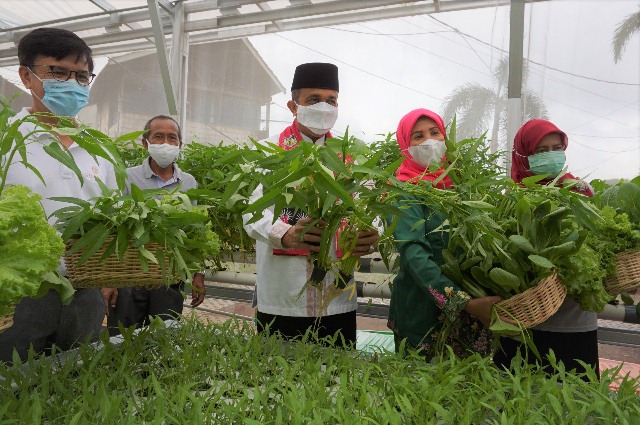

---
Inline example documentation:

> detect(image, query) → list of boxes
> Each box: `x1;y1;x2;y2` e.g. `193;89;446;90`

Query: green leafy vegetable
179;141;260;255
0;185;72;317
229;130;403;312
600;180;640;223
52;186;220;284
401;126;617;313
0;318;636;423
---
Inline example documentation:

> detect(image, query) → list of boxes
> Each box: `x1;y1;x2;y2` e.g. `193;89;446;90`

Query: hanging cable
273;33;444;102
424;14;640;86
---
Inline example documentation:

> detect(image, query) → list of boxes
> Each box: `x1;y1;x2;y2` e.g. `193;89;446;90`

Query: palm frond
612;11;640;63
443;58;548;152
442;84;497;140
496;91;549;149
522;90;549;121
492;57;509;86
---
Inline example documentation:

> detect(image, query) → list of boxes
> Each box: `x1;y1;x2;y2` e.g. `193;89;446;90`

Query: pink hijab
511;119;593;197
395;108;453;189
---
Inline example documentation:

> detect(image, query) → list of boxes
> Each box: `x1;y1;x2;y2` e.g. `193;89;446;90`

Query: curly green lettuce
601;181;640;223
0;185;66;317
558;206;640;312
559;242;610;312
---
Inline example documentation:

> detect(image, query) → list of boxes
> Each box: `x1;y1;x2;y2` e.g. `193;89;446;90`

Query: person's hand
100;287;118;317
464;296;502;328
191;273;206;307
349;229;380;257
281;217;324;252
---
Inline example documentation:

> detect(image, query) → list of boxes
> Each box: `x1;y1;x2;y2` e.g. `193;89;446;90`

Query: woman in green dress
387;108;500;359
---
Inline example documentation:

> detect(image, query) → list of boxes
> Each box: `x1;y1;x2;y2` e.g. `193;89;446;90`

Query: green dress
387;195;492;359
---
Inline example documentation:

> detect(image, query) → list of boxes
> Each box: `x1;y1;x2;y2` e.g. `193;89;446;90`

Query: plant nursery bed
1;318;638;424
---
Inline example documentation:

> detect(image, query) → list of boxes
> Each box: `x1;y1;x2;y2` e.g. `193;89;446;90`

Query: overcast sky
249;0;640;181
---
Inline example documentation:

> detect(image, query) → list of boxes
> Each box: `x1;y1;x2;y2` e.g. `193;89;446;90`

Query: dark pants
493;329;600;379
0;288;105;363
107;284;185;336
256;310;357;348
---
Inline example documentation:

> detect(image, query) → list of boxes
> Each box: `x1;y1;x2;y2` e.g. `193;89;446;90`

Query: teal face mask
30;71;90;117
528;151;566;177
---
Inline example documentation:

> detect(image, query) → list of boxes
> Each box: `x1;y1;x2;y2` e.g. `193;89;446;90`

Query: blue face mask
528;151;566;177
31;72;90;117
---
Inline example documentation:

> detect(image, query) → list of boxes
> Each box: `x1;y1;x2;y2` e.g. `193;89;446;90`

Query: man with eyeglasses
106;115;206;336
0;28;118;362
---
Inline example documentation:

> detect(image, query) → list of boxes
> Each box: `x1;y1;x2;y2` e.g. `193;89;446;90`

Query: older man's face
296;88;338;108
144;118;181;149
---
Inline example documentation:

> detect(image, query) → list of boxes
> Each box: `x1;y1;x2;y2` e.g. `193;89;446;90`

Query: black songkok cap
291;62;339;92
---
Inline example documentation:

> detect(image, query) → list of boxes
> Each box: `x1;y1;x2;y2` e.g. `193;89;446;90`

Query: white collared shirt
4;108;118;274
5;108;118;224
242;131;356;317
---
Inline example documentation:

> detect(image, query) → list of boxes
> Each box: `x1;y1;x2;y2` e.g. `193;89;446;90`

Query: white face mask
147;143;180;168
407;139;446;168
295;102;338;135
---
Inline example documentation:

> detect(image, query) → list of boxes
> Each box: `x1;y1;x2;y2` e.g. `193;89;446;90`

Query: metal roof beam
0;0;255;39
89;0;117;11
158;0;176;15
186;0;508;36
0;0;422;57
86;0;521;53
89;0;148;35
147;0;177;114
0;5;150;36
0;0;424;42
0;0;549;43
0;0;549;66
186;0;426;30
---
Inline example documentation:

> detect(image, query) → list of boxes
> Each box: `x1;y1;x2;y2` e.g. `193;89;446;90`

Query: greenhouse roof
0;0;638;180
0;0;541;66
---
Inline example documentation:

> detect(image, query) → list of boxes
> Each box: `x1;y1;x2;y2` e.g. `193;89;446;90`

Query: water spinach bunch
178;141;259;255
584;177;640;306
239;130;403;310
400;124;612;312
1;318;637;423
52;184;220;285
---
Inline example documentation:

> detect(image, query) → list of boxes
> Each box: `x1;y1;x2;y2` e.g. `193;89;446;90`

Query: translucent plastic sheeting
0;0;638;180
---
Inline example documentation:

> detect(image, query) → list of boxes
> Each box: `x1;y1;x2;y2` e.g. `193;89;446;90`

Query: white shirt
5;107;118;272
242;132;357;317
5;108;118;222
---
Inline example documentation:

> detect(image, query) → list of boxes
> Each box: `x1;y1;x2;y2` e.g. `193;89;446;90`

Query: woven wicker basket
604;250;640;296
0;313;14;333
65;237;175;288
495;273;566;329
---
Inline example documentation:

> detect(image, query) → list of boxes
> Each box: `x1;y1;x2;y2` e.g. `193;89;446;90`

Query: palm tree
612;10;640;63
441;58;548;153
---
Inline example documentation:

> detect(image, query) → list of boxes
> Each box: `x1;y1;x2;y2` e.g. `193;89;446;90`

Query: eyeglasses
29;64;96;86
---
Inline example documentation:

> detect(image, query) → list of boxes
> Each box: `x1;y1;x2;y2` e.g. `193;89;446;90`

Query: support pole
171;0;189;134
147;0;177;115
506;0;525;172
